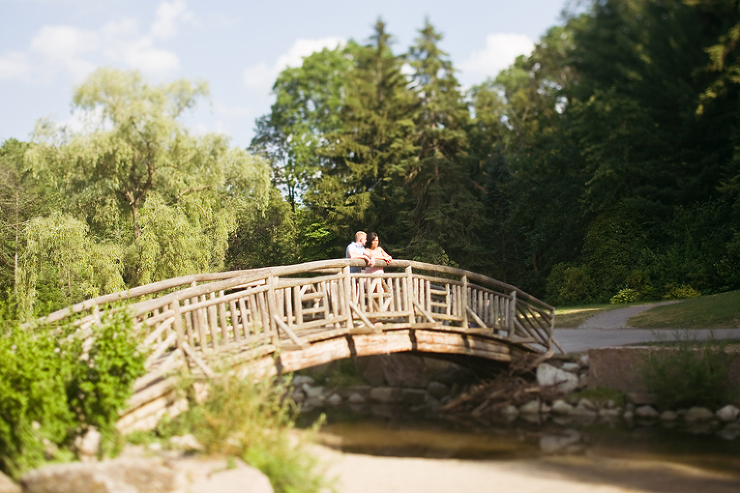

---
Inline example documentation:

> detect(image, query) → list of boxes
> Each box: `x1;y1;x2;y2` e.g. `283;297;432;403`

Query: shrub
641;332;737;409
663;284;701;300
546;263;595;305
0;309;146;477
610;288;640;304
159;373;328;493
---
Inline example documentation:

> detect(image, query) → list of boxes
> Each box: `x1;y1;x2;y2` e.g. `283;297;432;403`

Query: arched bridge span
42;259;562;431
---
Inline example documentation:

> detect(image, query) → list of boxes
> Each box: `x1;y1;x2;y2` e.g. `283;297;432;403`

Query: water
299;406;740;479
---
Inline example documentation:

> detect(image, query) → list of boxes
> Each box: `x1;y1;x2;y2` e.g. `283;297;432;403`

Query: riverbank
311;442;740;493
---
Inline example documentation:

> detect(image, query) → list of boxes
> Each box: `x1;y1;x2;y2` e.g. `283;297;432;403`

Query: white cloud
151;0;194;40
459;33;534;80
0;1;188;85
243;37;345;89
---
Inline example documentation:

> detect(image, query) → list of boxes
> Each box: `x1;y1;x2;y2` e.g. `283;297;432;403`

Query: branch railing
39;259;560;380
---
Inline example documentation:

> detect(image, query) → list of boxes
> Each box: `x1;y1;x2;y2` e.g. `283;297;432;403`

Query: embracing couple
345;231;392;274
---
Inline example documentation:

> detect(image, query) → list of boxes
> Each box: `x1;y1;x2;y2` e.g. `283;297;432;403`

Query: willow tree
23;68;270;294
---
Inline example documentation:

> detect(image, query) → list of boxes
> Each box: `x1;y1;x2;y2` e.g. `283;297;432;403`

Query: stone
579;354;590;367
635;405;660;419
519;399;541;414
291;375;314;387
686;407;715;422
291;389;305;402
348;393;365;404
577;373;588;389
561;362;580;373
716;405;740;423
369;387;397;403
74;427;101;462
400;388;427;405
169;434;202;452
175;457;273;493
536;363;579;394
539;429;581;453
303;385;324;399
577;398;597;411
598;408;621;419
427;381;449;399
627;392;656;406
302;397;324;409
719;423;740;441
500;405;519;417
660;411;678;421
0;471;20;493
551;399;574;414
540;403;551;414
326;393;342;406
570;406;597;419
21;458;178;493
623;410;634;421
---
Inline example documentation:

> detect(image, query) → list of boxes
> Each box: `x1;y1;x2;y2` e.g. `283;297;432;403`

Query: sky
1;0;571;149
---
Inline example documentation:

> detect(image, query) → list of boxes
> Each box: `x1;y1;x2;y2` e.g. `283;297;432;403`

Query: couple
345;231;392;274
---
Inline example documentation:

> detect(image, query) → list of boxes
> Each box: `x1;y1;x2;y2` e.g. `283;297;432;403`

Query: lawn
553;303;622;328
628;290;740;329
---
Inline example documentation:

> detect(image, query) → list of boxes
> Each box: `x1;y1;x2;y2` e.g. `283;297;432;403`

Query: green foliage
641;332;737;409
663;284;701;300
160;374;327;493
546;263;595;305
0;308;146;478
610;288;640;304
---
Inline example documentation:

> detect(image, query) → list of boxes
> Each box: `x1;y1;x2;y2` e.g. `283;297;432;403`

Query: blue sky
1;0;570;148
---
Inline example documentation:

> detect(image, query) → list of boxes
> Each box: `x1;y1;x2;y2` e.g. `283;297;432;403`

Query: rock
400;388;427;405
303;385;324;399
348;393;365;404
536;364;579;394
174;457;273;493
716;405;740;423
519;399;541;414
169;434;202;452
326;393;342;406
660;411;678;421
627;392;656;406
369;387;397;403
303;397;324;409
686;407;715;422
570;406;597;419
579;354;590;367
551;399;574;414
577;398;597;411
291;389;305;402
561;362;580;373
577;373;588;389
719;423;740;441
635;405;660;419
598;408;621;419
21;458;178;493
427;381;449;399
540;403;551;414
74;427;101;462
500;404;519;417
0;471;20;493
291;375;314;387
623;410;634;421
539;429;581;453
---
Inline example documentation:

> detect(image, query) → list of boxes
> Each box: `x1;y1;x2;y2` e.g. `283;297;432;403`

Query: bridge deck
40;259;560;432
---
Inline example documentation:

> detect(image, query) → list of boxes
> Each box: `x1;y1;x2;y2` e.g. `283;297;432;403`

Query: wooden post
218;290;228;348
405;265;414;324
461;275;469;329
266;276;279;346
342;265;353;329
171;300;184;346
509;290;517;340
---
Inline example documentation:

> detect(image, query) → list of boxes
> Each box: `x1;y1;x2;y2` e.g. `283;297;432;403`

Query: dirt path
313;445;740;493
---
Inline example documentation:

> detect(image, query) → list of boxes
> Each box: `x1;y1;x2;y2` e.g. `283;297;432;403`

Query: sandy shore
312;445;740;493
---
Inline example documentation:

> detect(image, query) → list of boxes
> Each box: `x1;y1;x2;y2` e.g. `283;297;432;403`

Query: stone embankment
0;438;273;493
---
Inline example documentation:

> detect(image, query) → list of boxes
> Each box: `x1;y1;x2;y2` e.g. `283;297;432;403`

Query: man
346;231;375;273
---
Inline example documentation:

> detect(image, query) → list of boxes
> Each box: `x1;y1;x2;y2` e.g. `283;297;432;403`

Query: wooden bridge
42;259;561;431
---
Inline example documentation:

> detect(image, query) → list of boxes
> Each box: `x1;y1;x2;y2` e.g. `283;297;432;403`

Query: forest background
2;0;740;318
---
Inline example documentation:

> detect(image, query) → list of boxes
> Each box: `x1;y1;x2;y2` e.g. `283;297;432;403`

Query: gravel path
554;301;740;353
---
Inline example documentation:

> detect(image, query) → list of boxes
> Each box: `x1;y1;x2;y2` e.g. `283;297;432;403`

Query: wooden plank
349;301;380;331
180;341;216;378
413;299;436;323
273;315;310;349
229;299;240;342
208;292;219;349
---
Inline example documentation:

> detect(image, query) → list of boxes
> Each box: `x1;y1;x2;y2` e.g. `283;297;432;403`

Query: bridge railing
38;259;560;380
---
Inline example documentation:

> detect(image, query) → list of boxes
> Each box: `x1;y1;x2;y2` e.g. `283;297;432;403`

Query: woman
365;232;392;274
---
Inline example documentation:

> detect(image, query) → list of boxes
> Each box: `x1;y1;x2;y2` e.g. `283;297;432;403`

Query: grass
629;290;740;329
554;303;623;328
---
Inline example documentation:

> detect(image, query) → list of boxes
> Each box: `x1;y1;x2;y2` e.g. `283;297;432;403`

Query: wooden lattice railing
40;259;561;378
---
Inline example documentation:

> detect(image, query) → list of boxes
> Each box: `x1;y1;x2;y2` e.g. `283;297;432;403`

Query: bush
663;284;701;300
546;263;595;305
610;288;640;304
159;373;328;493
0;309;146;477
641;332;737;409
